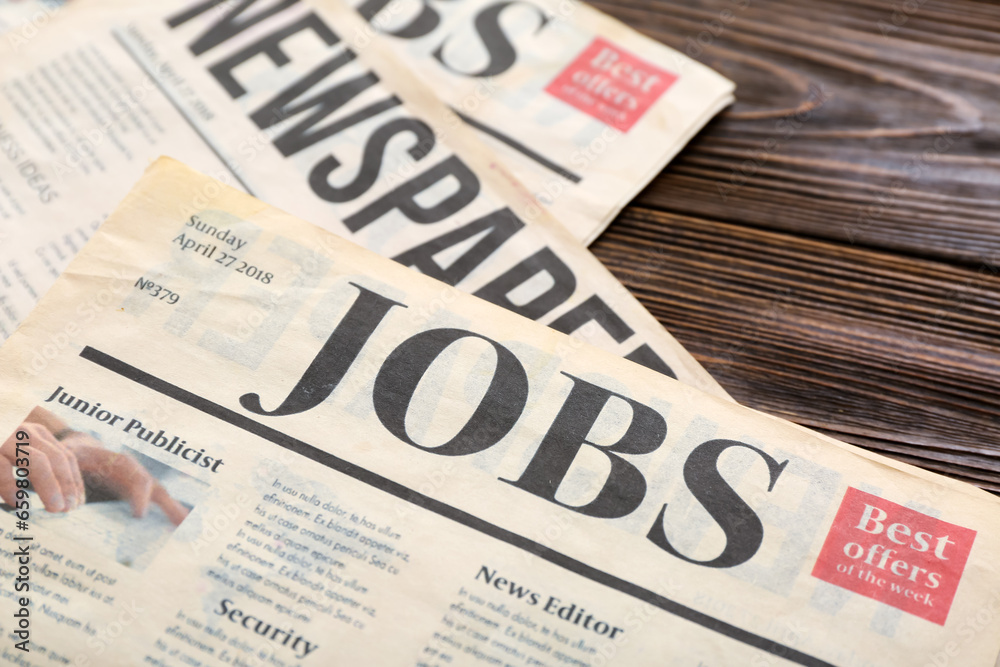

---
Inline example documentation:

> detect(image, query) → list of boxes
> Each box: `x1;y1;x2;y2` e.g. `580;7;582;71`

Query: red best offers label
811;487;976;625
545;37;678;132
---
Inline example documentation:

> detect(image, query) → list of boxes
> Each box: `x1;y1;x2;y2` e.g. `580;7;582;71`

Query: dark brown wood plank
589;0;1000;265
590;209;1000;488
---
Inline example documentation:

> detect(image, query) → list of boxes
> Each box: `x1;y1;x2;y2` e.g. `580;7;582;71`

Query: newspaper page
348;0;735;245
0;0;728;399
0;0;62;37
0;158;999;667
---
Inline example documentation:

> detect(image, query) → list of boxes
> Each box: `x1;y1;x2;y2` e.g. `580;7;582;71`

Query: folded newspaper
0;158;999;666
0;0;727;398
350;0;735;244
0;0;735;247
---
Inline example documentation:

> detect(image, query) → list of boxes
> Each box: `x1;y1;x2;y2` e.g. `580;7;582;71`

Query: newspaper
0;0;727;398
1;157;999;667
349;0;735;245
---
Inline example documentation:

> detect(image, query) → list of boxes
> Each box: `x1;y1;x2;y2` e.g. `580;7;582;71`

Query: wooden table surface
587;0;1000;492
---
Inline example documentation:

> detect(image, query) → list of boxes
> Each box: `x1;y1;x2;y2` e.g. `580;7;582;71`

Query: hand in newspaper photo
0;406;189;525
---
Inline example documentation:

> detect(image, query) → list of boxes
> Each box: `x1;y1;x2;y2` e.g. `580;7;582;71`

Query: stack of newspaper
0;1;998;666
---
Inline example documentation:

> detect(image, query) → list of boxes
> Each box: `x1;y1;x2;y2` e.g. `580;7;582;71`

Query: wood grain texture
590;0;1000;265
585;0;1000;490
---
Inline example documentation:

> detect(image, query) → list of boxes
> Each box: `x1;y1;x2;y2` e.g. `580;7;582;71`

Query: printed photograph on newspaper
0;158;998;666
0;0;63;38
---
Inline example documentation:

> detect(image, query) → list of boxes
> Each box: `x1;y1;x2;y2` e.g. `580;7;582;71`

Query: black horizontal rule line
452;109;583;184
79;346;834;667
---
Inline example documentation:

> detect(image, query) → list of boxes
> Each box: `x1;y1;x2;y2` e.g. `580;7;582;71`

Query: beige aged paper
0;0;62;37
346;0;735;244
0;0;727;398
0;158;997;666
